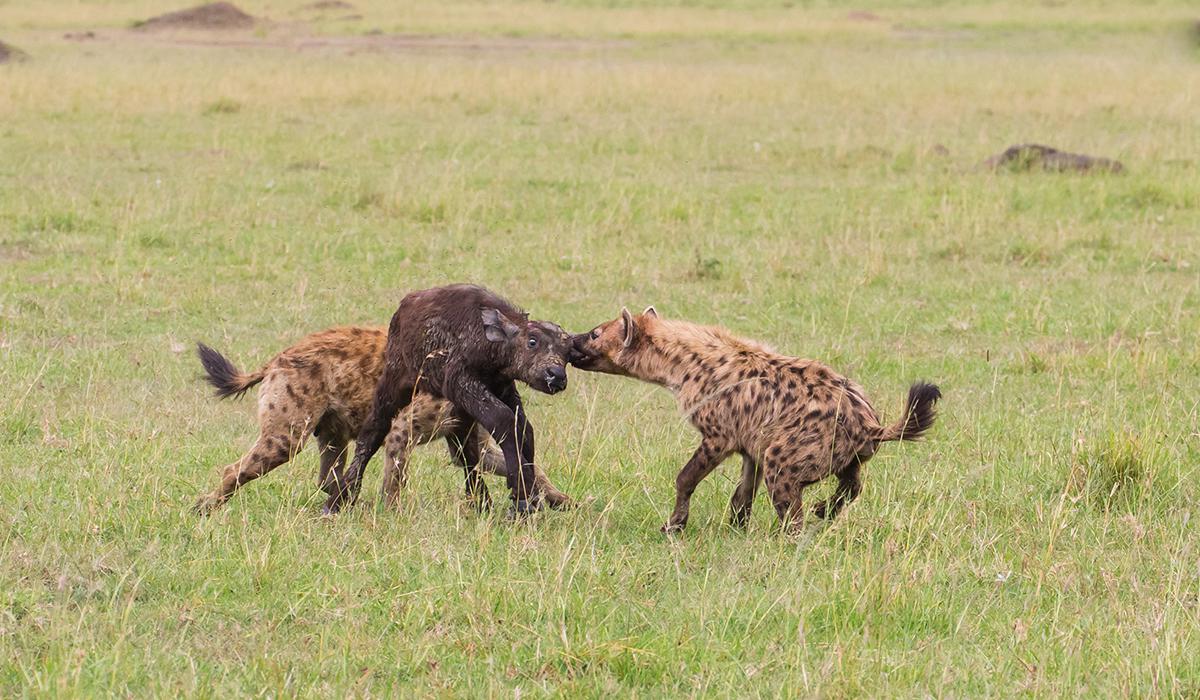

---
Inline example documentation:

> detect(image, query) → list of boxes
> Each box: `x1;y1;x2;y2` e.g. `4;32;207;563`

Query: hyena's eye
527;337;539;349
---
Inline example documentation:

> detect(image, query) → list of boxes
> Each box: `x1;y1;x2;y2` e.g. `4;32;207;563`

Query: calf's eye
527;337;538;349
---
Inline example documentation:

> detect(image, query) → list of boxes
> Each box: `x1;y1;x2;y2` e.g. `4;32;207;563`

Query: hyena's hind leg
811;451;871;520
761;435;831;536
194;423;311;515
195;373;323;515
380;396;458;509
728;453;764;528
316;434;348;498
810;463;862;521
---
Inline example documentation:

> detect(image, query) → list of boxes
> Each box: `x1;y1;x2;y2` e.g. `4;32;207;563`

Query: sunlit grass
2;0;1200;696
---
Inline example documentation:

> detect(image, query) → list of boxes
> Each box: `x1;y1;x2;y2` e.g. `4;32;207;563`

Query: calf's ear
621;307;637;347
642;306;658;318
481;308;519;343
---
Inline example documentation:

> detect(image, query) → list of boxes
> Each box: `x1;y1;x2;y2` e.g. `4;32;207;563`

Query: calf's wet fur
193;325;571;514
322;284;575;515
571;307;940;535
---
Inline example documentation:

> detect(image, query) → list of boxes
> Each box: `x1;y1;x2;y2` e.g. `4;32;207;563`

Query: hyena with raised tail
193;326;571;514
570;307;940;535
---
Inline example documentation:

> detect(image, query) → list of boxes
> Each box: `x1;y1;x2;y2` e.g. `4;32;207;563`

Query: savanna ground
3;0;1200;695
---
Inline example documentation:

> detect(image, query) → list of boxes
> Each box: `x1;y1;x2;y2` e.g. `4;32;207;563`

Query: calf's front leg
446;375;539;515
494;382;539;510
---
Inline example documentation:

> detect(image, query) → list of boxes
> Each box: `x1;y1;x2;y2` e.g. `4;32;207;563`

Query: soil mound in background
0;40;29;63
303;1;355;10
134;2;256;31
983;144;1124;174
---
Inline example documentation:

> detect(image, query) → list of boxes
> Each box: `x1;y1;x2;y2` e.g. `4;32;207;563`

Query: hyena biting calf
193;326;571;514
570;307;941;535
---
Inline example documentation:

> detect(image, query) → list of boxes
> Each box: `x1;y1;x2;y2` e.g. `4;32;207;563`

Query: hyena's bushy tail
877;381;942;442
196;342;265;399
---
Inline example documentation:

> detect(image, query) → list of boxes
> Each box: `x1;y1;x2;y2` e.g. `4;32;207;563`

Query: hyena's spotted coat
193;326;570;514
571;308;940;534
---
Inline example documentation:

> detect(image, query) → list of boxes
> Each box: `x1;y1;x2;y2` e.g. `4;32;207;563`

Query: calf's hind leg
324;372;415;513
445;412;491;512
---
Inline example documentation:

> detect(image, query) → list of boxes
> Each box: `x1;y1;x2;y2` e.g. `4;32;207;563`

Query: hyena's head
481;309;573;394
569;306;658;376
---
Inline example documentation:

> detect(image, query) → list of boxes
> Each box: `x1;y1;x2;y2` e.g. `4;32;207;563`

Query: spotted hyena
193;326;571;514
570;307;940;535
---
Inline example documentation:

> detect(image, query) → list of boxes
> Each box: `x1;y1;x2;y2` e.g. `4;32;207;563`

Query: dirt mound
0;40;29;63
847;11;883;22
134;2;256;31
983;144;1124;174
303;0;355;10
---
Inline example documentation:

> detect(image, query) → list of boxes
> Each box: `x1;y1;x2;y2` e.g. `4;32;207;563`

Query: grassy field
3;0;1200;695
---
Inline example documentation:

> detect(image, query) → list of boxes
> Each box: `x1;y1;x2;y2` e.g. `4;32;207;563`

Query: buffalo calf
323;284;574;515
193;325;571;514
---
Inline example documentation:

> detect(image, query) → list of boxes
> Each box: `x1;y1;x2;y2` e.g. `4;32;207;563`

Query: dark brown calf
323;284;574;515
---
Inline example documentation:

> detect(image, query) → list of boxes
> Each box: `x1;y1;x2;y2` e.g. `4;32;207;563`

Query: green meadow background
2;0;1199;695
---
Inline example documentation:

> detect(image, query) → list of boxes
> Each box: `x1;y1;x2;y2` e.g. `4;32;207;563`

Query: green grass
3;0;1200;695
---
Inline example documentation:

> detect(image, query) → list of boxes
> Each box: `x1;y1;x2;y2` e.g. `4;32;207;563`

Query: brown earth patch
130;30;627;54
0;40;29;63
847;11;883;22
303;0;355;10
0;242;37;262
133;2;256;31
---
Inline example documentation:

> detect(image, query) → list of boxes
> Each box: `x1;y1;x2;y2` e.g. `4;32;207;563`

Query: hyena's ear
642;306;658;318
620;306;637;347
481;308;520;343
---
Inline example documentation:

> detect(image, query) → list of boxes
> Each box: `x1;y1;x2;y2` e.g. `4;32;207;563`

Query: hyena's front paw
542;490;575;511
192;493;225;516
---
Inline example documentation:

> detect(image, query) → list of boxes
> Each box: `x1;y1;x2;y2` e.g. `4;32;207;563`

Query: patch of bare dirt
303;0;355;10
0;40;29;63
133;2;256;31
134;30;627;54
847;11;883;22
63;31;97;41
983;144;1124;174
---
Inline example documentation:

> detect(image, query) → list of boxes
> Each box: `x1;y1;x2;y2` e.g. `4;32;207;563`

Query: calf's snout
544;365;568;393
